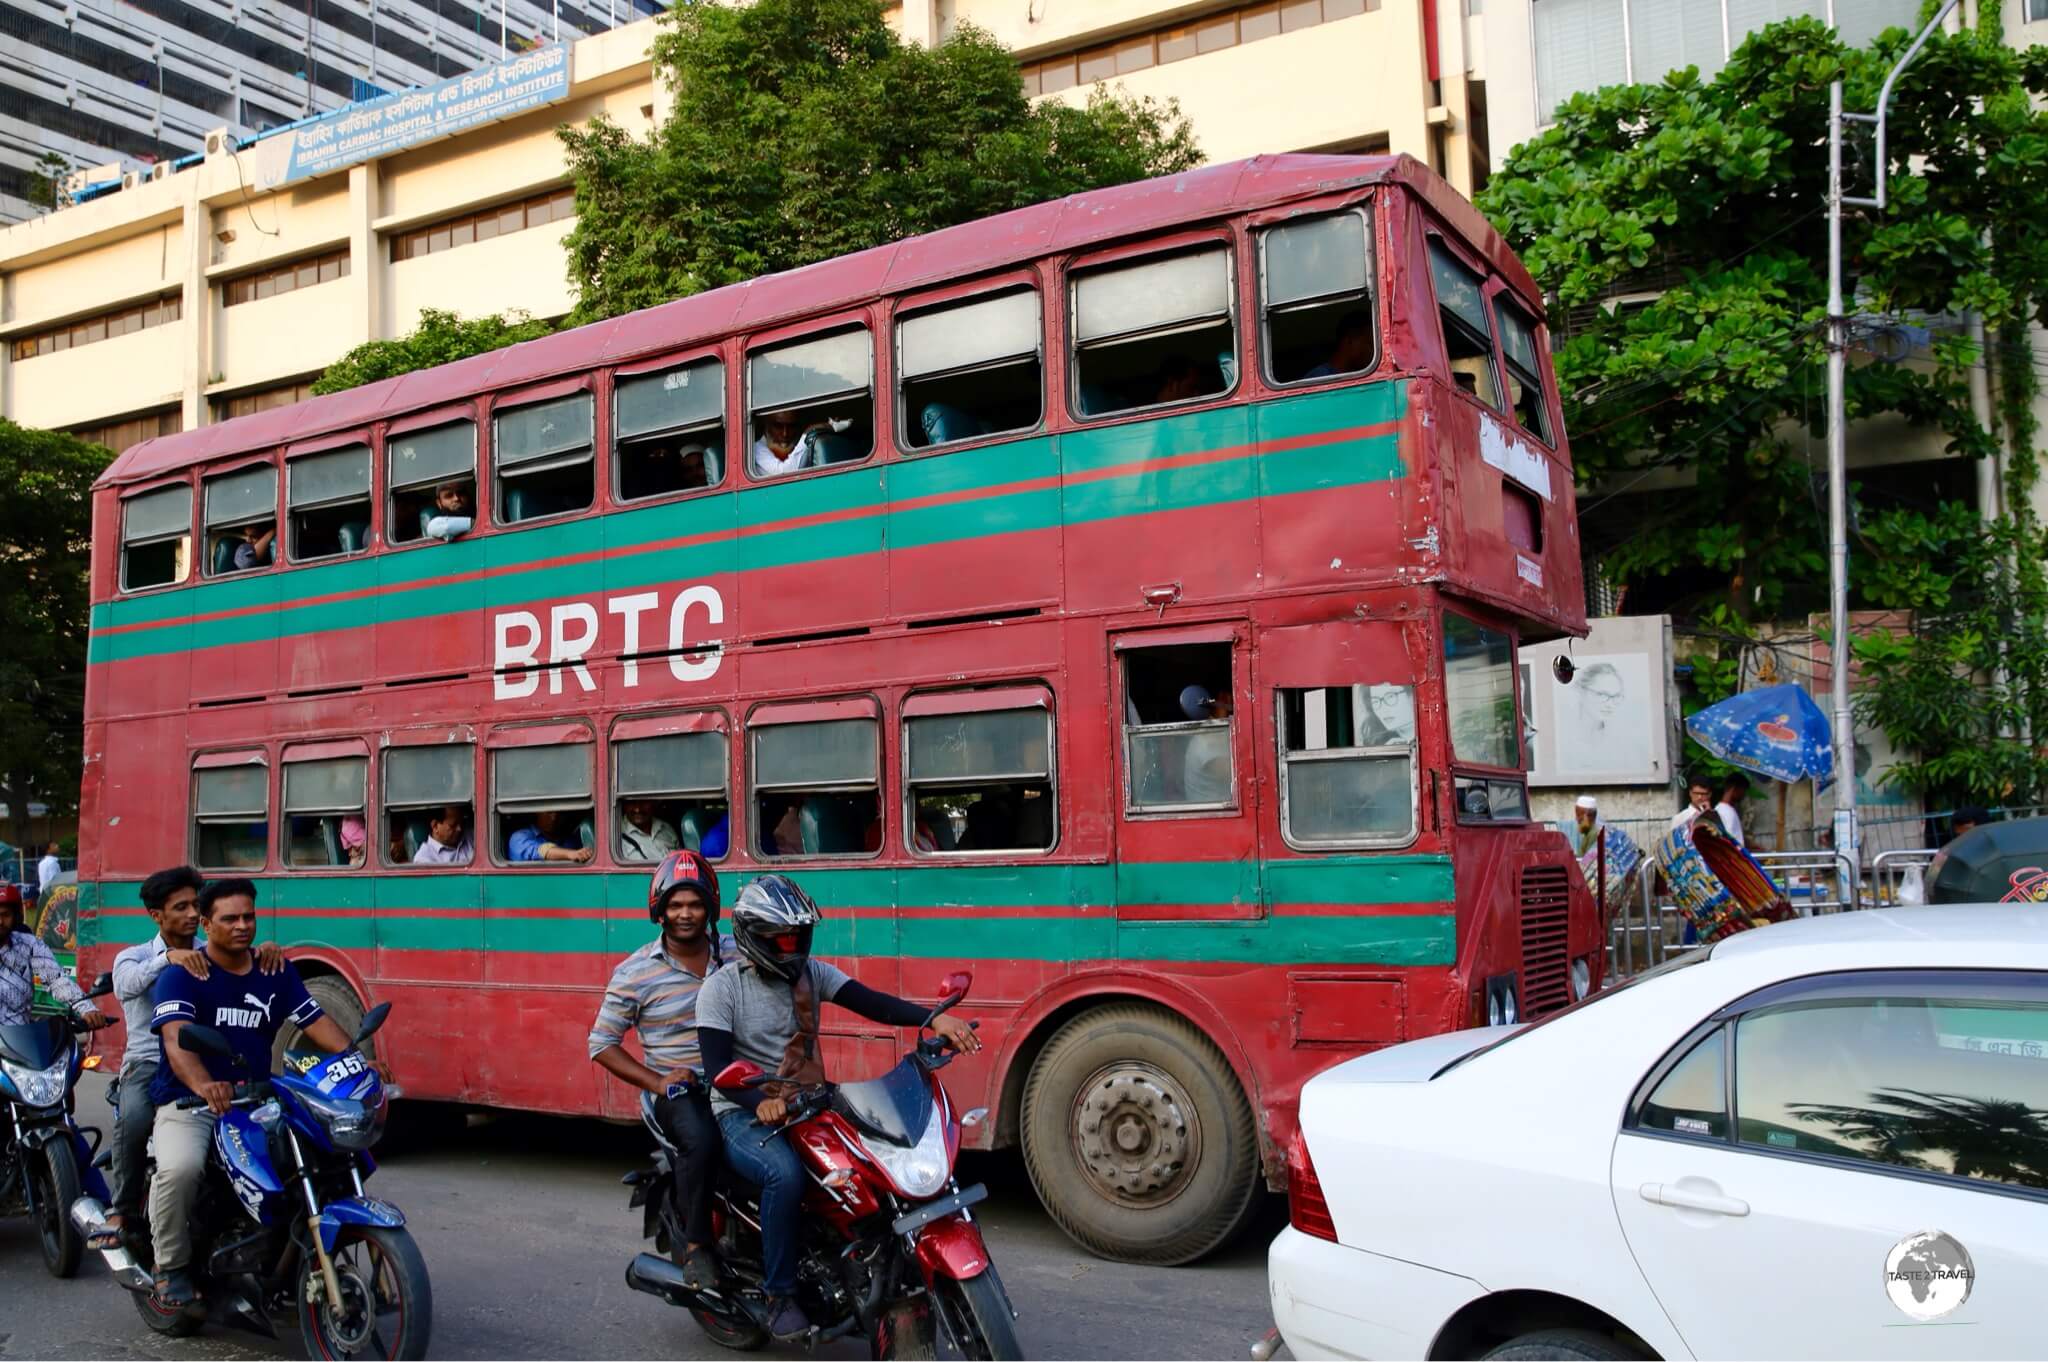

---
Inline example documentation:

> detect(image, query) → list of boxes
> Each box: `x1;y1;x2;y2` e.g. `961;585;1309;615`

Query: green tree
558;0;1200;324
0;423;112;849
1477;13;2048;621
311;307;554;395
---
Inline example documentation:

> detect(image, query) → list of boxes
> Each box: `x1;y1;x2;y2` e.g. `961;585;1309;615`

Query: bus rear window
1444;613;1518;769
752;717;879;857
1497;300;1552;444
288;445;372;561
121;484;192;591
1072;247;1235;418
1428;241;1500;409
898;289;1042;449
1262;210;1375;385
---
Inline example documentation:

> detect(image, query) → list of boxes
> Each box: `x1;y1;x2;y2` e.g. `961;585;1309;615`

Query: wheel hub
1070;1062;1201;1208
319;1263;380;1353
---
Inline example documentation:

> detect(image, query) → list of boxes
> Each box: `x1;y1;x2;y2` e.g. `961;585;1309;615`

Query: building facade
0;0;664;224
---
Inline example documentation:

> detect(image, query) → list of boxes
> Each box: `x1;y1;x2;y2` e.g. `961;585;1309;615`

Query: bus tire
276;975;369;1070
1020;1004;1260;1266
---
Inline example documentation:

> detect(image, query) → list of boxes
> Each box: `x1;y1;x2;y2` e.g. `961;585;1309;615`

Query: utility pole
1826;0;1959;877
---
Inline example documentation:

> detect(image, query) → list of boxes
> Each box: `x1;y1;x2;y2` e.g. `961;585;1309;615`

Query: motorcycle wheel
690;1304;769;1352
875;1298;938;1360
297;1225;433;1361
32;1137;84;1278
934;1270;1024;1362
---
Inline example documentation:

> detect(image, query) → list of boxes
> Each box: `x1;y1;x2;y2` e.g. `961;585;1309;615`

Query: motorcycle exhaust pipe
70;1197;153;1292
625;1252;694;1305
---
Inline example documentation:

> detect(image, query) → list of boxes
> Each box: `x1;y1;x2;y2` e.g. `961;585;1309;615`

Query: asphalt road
2;1076;1286;1361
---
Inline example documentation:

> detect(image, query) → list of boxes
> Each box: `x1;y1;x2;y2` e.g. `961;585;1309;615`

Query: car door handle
1638;1182;1750;1217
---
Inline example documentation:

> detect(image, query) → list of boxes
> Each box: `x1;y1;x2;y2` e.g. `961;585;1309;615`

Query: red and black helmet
647;849;721;925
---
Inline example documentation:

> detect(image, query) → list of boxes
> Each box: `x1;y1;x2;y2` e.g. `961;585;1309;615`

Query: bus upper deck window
492;742;596;865
287;444;372;561
120;483;192;591
1121;642;1236;812
1071;246;1235;419
747;328;874;479
615;730;729;862
1277;685;1416;847
193;759;269;870
897;289;1042;449
1496;300;1552;444
384;743;476;866
904;695;1055;854
283;755;368;868
1443;612;1518;769
1427;241;1501;410
388;420;477;545
751;716;880;857
496;392;595;524
616;359;725;501
202;464;277;578
1261;210;1375;385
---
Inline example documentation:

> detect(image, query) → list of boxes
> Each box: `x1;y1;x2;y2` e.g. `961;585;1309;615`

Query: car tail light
1287;1134;1338;1242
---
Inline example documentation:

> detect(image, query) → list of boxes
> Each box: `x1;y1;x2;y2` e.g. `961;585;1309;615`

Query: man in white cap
1565;794;1603;857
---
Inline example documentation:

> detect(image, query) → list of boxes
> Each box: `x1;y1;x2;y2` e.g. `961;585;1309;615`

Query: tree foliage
311;307;554;395
0;423;111;844
558;0;1200;324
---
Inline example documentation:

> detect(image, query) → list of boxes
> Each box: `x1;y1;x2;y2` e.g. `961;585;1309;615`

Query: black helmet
647;849;721;925
729;874;819;984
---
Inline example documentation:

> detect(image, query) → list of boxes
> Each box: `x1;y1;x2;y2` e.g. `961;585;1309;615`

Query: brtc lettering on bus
492;584;725;699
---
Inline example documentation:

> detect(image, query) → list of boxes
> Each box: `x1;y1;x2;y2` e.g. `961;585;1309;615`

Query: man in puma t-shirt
147;878;353;1305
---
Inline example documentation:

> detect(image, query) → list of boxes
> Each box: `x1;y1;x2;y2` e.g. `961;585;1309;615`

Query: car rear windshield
1434;948;1717;1078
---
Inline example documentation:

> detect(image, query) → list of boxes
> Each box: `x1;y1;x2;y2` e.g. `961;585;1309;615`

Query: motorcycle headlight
1;1056;67;1108
297;1084;389;1152
864;1108;950;1199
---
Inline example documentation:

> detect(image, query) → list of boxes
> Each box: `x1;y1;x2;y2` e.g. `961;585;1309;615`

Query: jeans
147;1105;217;1272
109;1059;158;1217
716;1107;803;1297
653;1088;718;1250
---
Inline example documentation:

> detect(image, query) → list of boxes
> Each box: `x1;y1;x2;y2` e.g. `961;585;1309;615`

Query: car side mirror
177;1023;236;1062
88;972;114;998
355;1001;392;1046
712;1060;764;1092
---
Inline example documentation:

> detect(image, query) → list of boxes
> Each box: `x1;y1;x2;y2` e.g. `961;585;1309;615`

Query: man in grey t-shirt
696;875;977;1341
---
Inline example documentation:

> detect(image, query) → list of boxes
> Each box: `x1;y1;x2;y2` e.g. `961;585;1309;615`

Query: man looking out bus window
1180;685;1234;804
750;410;826;478
411;804;474;866
231;523;275;571
510;809;593;864
620;799;680;862
426;481;474;541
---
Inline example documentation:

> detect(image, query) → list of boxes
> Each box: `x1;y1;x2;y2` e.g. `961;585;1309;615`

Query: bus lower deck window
389;421;478;544
752;717;879;857
615;729;730;861
283;755;368;868
193;761;269;870
1428;240;1501;409
898;289;1043;449
904;699;1055;853
288;445;373;561
121;484;193;591
493;742;595;864
1277;685;1415;846
748;329;874;478
1262;210;1376;384
385;743;477;866
497;392;596;524
1121;642;1235;811
1072;247;1236;418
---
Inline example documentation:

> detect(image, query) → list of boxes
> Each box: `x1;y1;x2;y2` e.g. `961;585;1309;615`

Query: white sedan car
1268;906;2048;1360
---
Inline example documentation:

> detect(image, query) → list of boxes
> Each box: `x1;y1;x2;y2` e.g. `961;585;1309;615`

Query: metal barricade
1750;849;1859;916
1869;848;1938;906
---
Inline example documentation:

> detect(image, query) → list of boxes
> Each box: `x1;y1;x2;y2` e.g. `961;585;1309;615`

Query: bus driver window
1122;643;1236;811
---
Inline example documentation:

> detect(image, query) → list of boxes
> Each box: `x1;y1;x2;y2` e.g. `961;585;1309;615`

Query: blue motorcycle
75;999;432;1360
0;1010;110;1277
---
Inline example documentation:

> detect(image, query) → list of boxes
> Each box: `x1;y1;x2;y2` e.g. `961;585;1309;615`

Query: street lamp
1824;0;1960;877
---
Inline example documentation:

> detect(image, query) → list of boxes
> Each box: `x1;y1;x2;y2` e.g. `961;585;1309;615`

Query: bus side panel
886;434;1061;622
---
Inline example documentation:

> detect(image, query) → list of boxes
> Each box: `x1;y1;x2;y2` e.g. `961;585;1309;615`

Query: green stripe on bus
87;384;1407;663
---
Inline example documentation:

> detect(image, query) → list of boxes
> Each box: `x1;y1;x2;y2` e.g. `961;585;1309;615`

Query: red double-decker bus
79;154;1597;1264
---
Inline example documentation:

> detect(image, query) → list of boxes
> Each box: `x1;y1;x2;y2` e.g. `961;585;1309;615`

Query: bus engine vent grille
1518;864;1572;1018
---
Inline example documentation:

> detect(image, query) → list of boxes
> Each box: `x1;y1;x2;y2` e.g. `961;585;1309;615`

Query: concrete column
348;160;383;342
179;184;208;430
898;0;937;48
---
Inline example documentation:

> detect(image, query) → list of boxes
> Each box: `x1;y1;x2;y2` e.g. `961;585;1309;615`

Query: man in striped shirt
590;849;724;1292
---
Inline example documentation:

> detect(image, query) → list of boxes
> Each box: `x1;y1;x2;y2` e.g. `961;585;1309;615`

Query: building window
222;248;350;307
214;378;318;423
616;358;725;501
495;392;595;524
897;288;1043;449
72;409;182;455
120;484;192;592
11;295;181;361
193;757;269;870
390;187;575;262
1071;246;1235;418
1020;0;1378;94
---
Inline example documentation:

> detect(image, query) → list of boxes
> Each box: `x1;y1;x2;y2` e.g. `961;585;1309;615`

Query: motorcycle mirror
177;1023;236;1061
712;1060;764;1091
88;972;115;998
354;1001;392;1046
940;970;973;1001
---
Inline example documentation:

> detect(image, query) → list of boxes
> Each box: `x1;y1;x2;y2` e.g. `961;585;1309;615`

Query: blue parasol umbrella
1684;683;1835;790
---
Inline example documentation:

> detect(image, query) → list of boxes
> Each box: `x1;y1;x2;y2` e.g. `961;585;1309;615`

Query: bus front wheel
1020;1004;1260;1266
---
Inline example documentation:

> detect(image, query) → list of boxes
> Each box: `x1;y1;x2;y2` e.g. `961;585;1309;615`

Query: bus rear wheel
1020;1004;1260;1265
276;975;369;1069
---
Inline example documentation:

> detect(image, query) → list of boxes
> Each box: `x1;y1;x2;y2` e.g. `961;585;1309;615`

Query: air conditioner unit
121;171;140;190
149;161;173;181
204;126;235;158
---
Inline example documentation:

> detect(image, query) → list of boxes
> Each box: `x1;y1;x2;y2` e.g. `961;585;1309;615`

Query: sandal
87;1216;124;1250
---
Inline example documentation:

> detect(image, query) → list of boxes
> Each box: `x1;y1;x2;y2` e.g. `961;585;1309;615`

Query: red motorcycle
623;971;1023;1360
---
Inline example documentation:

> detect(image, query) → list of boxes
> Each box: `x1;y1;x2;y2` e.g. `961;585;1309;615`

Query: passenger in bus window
339;816;368;868
620;799;680;862
411;804;475;866
759;798;803;858
231;522;275;571
1152;354;1211;405
1179;685;1234;804
751;410;827;479
426;480;475;540
1304;311;1374;380
510;809;594;864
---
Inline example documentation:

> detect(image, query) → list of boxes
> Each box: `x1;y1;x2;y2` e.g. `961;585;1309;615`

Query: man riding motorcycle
147;877;352;1306
589;850;725;1293
695;874;979;1342
0;882;109;1030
